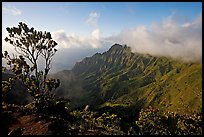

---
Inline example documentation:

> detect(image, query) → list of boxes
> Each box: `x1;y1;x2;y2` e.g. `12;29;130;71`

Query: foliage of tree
2;22;59;98
2;22;70;117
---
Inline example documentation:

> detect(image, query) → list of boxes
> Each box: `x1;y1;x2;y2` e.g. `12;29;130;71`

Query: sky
2;2;202;73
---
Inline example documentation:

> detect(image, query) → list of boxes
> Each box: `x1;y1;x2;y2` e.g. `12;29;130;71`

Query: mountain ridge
48;44;202;114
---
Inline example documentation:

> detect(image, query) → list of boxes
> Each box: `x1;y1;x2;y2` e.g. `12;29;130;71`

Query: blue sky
2;2;202;36
2;2;202;72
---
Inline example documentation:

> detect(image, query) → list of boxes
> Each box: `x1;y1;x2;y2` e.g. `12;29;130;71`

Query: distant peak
111;43;123;48
108;44;130;53
109;43;126;51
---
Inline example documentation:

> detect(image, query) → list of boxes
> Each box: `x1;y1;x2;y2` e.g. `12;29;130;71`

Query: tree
2;22;59;98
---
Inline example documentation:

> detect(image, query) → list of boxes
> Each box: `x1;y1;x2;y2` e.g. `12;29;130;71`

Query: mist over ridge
51;13;202;73
2;12;202;74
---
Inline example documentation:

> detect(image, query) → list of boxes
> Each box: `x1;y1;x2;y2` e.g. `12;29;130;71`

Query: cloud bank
52;13;202;63
2;12;202;73
52;28;103;49
106;13;202;62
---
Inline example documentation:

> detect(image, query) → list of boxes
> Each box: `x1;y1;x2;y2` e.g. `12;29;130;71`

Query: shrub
67;111;125;135
135;106;202;135
24;92;70;118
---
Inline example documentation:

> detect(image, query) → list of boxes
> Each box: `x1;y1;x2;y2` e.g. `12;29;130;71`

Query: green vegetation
2;22;69;125
136;106;202;135
2;102;201;135
51;44;202;115
2;24;202;135
2;22;59;99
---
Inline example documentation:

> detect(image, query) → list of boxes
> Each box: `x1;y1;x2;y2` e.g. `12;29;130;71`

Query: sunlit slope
51;44;202;114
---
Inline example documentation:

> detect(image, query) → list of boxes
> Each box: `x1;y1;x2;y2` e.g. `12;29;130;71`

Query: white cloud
52;28;103;49
91;28;100;39
52;12;202;64
86;11;100;28
3;12;201;73
3;6;22;16
90;28;102;48
105;13;202;62
181;22;191;28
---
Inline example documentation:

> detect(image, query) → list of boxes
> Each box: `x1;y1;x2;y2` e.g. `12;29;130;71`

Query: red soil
7;113;52;135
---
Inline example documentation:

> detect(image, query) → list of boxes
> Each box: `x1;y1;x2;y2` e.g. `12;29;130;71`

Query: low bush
135;106;202;135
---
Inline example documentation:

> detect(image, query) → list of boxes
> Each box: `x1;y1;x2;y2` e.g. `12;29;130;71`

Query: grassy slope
50;44;202;114
113;62;202;114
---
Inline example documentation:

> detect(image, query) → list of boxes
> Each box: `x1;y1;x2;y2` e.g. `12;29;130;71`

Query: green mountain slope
50;44;202;114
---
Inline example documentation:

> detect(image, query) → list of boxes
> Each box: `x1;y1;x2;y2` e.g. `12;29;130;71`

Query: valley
49;44;202;115
2;43;202;135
